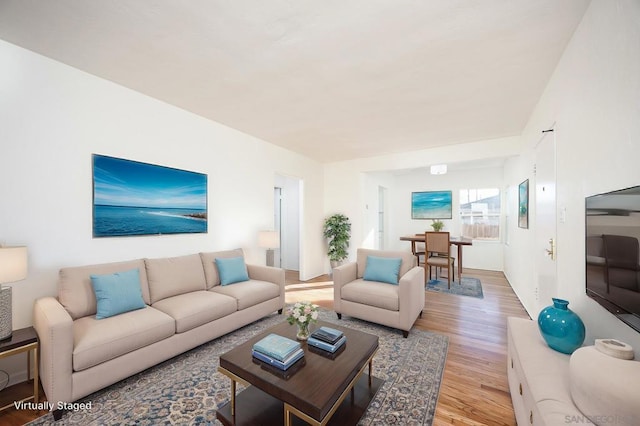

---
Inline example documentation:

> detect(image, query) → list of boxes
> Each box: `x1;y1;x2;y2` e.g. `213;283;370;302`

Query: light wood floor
286;268;531;426
0;268;529;425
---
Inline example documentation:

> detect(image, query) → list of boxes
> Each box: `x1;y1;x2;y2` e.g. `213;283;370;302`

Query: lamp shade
0;246;28;284
258;231;280;249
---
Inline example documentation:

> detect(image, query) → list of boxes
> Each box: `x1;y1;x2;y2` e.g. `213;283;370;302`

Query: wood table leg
231;380;236;416
457;244;463;282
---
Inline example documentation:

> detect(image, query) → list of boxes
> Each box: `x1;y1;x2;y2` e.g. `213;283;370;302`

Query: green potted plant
323;214;352;268
431;219;444;232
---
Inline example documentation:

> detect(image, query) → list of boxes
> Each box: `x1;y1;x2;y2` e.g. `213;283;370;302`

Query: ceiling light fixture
430;164;447;175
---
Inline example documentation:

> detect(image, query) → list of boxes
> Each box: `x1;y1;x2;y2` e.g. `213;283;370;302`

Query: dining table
399;234;473;282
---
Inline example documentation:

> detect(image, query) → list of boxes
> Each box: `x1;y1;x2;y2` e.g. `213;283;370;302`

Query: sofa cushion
211;279;280;310
145;254;206;304
341;279;399;311
90;268;146;319
215;256;250;285
363;256;402;285
152;291;237;333
200;249;244;289
72;306;175;371
356;249;415;280
59;259;150;320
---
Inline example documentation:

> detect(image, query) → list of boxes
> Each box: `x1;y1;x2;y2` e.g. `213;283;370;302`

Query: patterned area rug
28;308;448;425
426;276;484;298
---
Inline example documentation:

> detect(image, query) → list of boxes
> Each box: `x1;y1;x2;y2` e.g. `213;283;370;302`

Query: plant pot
537;298;585;354
330;260;344;269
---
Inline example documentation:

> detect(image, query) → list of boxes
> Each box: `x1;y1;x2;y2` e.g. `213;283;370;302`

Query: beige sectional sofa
333;248;425;337
33;249;284;420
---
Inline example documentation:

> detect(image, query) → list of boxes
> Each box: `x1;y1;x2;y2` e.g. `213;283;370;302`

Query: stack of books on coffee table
252;333;304;371
308;326;346;353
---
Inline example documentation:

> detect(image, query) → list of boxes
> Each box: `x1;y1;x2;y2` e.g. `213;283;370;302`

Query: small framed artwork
518;179;529;229
411;190;452;219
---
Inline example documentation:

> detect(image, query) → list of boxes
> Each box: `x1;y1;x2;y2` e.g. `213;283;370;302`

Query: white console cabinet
507;317;585;425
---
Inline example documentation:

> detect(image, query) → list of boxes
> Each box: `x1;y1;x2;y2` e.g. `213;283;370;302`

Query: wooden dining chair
425;231;455;288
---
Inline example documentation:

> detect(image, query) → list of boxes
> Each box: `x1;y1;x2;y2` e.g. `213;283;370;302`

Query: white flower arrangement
286;301;319;326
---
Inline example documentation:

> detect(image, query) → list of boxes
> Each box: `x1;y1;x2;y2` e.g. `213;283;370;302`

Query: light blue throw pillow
90;268;146;319
215;256;250;285
363;256;402;285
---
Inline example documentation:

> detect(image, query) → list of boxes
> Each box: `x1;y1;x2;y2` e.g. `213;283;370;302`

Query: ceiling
0;0;590;163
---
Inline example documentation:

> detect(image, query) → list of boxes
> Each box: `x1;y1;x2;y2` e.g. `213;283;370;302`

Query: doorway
378;186;387;249
274;175;302;275
535;128;557;312
273;187;282;268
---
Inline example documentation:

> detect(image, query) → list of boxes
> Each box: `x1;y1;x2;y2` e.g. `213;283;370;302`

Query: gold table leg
33;346;39;403
284;406;291;426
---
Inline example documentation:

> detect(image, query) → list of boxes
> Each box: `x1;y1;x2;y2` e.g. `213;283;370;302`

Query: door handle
545;238;556;260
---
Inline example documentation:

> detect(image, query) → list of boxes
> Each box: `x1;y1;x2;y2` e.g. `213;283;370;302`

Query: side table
0;327;39;411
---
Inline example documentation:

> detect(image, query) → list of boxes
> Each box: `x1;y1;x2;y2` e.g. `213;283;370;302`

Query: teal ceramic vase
537;298;585;354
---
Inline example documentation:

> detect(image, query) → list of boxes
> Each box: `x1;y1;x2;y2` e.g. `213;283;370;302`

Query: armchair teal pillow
363;256;402;285
215;256;250;285
90;268;146;319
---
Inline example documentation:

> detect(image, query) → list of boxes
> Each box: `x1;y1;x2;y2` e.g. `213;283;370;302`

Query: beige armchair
333;248;425;337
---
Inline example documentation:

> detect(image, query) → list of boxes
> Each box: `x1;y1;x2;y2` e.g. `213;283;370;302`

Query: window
459;188;501;240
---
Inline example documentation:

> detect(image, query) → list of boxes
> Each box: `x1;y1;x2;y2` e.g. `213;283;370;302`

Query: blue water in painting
94;205;207;237
411;192;452;219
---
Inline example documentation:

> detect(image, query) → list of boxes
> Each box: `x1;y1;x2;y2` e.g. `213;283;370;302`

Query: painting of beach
93;154;207;237
518;179;529;229
411;191;452;219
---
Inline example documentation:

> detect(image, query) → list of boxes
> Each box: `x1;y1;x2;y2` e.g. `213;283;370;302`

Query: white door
378;186;386;249
273;187;282;268
535;130;557;312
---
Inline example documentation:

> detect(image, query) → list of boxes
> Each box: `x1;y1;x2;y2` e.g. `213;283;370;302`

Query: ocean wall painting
518;179;529;229
93;154;207;237
411;191;452;219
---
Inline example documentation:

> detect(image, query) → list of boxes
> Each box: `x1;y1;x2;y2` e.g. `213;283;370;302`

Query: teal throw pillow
363;256;402;285
215;256;250;285
90;268;146;319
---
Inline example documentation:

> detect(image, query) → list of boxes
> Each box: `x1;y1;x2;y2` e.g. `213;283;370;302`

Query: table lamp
0;246;28;340
258;231;280;267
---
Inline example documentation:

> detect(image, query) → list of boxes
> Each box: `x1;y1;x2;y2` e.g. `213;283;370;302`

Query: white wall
0;40;325;382
387;166;505;271
504;0;640;355
324;137;521;271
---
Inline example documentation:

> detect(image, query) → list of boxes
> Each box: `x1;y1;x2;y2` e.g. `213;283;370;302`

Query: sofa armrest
333;262;357;313
246;264;284;286
398;266;426;330
333;262;357;288
246;264;285;308
33;296;74;407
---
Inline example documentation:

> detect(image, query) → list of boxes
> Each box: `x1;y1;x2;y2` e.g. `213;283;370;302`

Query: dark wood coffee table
217;320;382;426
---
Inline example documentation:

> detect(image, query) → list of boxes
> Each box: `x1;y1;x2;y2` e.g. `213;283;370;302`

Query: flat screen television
585;185;640;333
